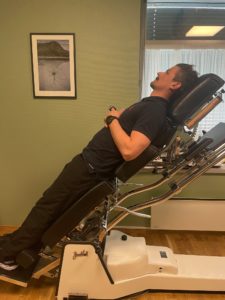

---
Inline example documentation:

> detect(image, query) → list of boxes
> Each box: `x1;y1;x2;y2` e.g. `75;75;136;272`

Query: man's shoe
0;259;18;271
0;244;18;270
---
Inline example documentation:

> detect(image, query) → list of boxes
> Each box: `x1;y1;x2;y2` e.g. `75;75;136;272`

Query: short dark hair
172;63;199;99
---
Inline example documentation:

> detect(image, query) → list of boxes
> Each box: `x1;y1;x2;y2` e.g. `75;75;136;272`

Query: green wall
0;0;141;225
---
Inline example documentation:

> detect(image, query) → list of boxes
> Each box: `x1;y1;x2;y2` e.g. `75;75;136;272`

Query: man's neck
150;90;171;101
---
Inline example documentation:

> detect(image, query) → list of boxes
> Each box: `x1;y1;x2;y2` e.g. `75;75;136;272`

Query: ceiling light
186;26;224;37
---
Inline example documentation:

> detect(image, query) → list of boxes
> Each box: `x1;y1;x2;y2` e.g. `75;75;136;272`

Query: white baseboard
151;199;225;231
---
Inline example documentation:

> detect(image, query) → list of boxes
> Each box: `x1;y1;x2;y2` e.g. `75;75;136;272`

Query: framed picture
30;33;76;99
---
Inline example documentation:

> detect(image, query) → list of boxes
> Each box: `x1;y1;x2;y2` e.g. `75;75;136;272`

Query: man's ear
170;81;182;91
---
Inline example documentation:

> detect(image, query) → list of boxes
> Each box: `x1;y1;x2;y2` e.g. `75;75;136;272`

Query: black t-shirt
82;96;168;180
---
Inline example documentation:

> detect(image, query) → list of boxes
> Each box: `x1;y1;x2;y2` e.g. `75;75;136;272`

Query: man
0;64;198;271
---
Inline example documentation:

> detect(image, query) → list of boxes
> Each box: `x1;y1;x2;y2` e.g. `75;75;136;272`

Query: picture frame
30;33;76;99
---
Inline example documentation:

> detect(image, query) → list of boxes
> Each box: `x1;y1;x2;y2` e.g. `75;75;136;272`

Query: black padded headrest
168;73;224;125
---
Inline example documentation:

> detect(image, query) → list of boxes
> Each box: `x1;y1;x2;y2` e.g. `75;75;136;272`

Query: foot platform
0;253;60;287
0;264;35;287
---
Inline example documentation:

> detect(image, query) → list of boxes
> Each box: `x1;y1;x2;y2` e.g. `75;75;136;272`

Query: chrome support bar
107;145;225;234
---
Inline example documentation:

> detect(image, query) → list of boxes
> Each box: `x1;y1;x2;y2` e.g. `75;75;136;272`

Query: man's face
150;66;181;92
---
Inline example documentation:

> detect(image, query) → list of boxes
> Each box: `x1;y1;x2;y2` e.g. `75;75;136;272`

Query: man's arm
105;108;151;161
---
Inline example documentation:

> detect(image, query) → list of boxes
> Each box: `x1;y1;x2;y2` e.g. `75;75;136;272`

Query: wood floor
1;226;225;300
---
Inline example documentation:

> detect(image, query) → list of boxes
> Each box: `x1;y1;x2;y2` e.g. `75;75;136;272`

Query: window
142;1;225;134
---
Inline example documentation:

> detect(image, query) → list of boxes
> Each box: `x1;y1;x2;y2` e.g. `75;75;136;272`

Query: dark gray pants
1;154;100;259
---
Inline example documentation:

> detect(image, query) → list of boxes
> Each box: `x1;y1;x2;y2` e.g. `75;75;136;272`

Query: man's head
150;63;198;100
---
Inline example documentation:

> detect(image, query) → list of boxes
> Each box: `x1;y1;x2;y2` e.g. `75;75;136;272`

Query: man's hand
104;106;124;127
104;106;150;161
105;106;124;118
106;107;120;118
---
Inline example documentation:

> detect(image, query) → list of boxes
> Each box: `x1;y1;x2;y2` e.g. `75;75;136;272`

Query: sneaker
0;259;18;271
